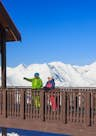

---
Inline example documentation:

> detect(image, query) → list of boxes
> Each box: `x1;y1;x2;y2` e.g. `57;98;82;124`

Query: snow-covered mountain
1;61;96;87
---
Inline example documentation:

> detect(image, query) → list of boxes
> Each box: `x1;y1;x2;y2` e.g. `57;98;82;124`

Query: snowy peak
15;64;26;69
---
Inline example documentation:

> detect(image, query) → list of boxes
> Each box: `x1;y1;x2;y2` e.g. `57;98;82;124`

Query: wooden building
0;1;21;136
0;1;21;88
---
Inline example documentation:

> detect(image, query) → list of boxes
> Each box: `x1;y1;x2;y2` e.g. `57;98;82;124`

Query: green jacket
24;77;43;89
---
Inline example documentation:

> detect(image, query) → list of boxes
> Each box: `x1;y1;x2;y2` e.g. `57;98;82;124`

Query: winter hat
34;72;39;77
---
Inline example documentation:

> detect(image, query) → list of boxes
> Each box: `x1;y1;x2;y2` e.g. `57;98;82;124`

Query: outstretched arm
23;77;32;82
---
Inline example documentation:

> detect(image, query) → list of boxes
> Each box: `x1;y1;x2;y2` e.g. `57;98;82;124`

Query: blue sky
2;0;96;67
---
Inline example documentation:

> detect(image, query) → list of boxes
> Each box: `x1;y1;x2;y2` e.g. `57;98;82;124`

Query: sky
2;0;96;67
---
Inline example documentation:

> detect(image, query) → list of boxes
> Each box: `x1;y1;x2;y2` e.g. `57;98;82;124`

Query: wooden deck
0;87;96;136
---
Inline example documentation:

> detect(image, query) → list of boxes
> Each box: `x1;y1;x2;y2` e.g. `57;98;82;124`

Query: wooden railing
0;87;96;126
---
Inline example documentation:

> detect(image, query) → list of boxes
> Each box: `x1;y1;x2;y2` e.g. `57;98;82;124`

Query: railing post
61;91;67;124
1;127;7;136
85;91;91;126
20;89;25;119
40;90;45;121
3;89;7;118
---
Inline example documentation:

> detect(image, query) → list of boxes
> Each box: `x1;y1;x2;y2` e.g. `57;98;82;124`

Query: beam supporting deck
1;27;6;88
0;27;7;136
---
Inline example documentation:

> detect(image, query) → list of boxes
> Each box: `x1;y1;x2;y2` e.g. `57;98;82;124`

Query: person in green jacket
24;73;43;108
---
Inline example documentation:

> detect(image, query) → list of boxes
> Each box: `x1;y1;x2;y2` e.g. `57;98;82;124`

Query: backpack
46;82;52;88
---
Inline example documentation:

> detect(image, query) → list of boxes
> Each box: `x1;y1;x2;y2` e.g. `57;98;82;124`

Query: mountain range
1;61;96;87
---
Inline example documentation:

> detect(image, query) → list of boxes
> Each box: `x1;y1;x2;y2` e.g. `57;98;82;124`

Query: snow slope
1;61;96;87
